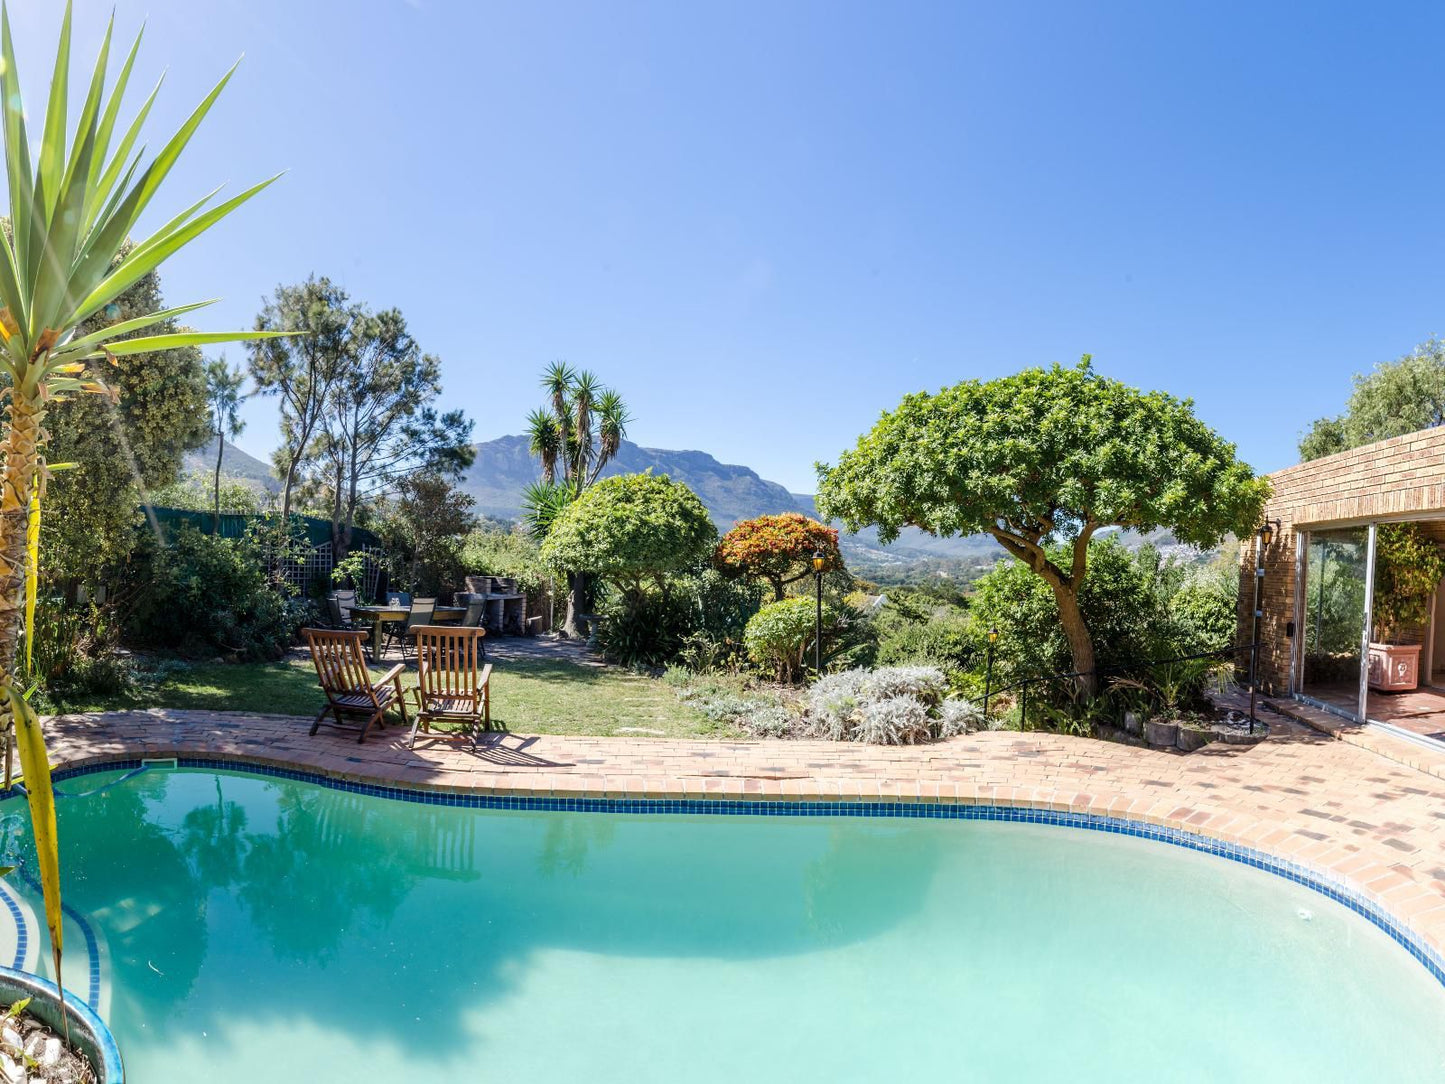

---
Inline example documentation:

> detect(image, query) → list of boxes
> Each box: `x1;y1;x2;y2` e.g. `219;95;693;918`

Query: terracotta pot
1367;642;1421;692
0;966;123;1081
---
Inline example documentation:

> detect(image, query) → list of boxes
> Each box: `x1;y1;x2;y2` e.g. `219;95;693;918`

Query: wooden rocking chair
410;625;491;749
302;628;409;743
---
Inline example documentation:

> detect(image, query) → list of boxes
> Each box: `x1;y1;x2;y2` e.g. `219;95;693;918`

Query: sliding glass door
1299;527;1370;717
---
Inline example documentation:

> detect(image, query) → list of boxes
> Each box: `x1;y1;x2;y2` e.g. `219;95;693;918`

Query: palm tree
523;363;630;636
206;354;247;533
0;3;284;1002
526;362;630;496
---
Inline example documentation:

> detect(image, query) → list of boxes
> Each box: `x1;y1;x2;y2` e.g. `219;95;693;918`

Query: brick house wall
1237;426;1445;693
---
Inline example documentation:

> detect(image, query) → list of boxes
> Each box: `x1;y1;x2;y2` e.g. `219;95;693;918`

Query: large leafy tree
714;512;843;601
377;473;479;596
523;361;630;636
247;276;354;520
816;359;1269;696
540;473;716;602
0;2;282;1000
44;252;209;589
1299;338;1445;461
205;353;247;533
312;306;473;554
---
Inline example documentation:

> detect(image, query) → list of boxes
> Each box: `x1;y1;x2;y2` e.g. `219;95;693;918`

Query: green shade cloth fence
145;507;383;549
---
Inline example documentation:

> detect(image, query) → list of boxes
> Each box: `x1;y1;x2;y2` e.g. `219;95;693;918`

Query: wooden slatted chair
302;628;409;743
410;625;491;749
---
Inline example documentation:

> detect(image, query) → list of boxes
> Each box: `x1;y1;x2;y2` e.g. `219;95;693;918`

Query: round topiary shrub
540;472;717;588
744;597;824;682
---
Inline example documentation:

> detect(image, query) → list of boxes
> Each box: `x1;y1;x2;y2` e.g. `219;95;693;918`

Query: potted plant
0;967;123;1081
1368;524;1445;692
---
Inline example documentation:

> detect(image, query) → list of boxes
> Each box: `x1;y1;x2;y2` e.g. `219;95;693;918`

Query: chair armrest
377;663;407;688
478;663;493;687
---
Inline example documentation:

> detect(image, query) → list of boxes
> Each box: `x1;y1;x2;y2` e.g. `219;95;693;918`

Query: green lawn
64;655;740;740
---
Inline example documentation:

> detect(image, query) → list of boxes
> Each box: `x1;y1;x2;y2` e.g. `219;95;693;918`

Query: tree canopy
377;473;478;596
1299;338;1445;461
312;305;473;552
816;359;1269;692
247;276;355;519
45;252;210;589
714;513;843;601
526;361;630;496
540;473;716;595
249;281;473;544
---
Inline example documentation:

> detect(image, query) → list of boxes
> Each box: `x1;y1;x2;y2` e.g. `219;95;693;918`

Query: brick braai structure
1238;426;1445;694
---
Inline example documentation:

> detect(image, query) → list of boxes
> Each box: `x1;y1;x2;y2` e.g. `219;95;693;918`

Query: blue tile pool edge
8;753;1445;992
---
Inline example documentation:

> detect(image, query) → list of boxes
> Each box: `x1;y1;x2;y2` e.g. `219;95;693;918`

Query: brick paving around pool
37;706;1445;969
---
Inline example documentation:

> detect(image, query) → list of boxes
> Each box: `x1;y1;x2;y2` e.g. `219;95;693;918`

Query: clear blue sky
19;1;1445;493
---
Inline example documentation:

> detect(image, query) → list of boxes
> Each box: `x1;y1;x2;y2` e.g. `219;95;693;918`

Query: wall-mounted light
1259;518;1281;549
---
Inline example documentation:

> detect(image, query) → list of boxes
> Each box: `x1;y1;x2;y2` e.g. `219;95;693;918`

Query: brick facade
1237;426;1445;693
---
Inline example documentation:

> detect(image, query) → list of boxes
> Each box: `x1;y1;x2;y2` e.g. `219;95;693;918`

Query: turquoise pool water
2;767;1444;1082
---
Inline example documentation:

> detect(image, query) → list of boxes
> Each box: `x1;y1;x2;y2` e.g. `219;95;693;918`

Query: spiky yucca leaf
0;2;286;393
0;1;286;1009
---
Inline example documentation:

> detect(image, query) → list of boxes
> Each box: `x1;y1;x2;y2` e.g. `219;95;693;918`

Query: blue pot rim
0;963;123;1081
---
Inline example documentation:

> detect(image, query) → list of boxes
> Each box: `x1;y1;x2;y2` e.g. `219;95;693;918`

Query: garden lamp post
812;550;826;674
984;626;998;721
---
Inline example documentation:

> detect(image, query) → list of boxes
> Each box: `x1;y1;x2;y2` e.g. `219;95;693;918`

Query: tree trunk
561;571;595;639
1050;583;1098;698
280;455;298;522
769;575;785;602
342;451;358;558
329;455;345;555
0;395;41;682
212;428;224;534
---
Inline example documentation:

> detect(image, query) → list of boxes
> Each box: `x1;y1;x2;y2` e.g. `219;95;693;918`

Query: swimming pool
3;765;1443;1081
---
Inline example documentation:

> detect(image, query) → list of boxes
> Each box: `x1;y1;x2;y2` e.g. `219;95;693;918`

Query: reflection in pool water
4;768;1444;1082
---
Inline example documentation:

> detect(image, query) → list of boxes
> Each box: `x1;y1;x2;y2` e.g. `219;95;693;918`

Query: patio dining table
348;604;467;659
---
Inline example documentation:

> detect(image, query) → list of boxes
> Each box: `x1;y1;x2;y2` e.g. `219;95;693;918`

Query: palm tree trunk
0;394;41;682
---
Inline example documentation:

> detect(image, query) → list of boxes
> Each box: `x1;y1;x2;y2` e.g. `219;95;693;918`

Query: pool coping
22;750;1445;993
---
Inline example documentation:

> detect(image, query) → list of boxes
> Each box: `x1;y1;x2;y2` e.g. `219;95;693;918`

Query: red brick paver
38;708;1445;969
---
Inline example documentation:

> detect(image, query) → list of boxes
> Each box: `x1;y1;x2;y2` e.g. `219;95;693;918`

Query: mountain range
453;435;1003;576
187;434;1003;580
189;436;282;491
186;433;1213;581
186;434;1212;581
